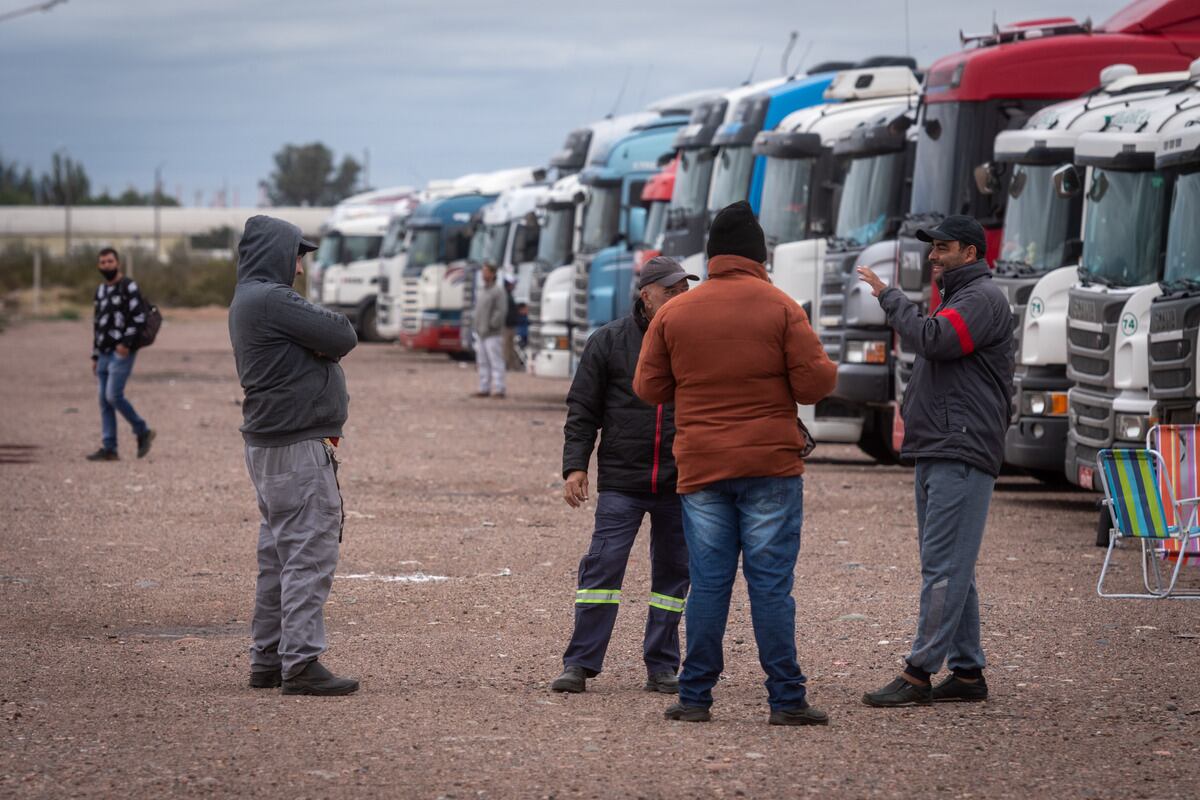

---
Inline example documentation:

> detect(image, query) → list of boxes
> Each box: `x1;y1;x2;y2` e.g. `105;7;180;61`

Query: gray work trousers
244;439;344;678
907;458;994;676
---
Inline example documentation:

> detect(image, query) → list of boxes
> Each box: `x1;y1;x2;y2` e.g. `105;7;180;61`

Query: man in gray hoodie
229;215;360;696
473;262;509;398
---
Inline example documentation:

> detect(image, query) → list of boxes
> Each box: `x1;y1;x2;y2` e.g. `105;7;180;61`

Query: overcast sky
1;0;1124;206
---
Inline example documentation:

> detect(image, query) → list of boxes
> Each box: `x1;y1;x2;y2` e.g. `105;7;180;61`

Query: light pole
55;146;71;255
153;163;164;261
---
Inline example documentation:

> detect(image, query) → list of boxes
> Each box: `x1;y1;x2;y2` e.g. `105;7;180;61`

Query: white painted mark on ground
337;572;448;584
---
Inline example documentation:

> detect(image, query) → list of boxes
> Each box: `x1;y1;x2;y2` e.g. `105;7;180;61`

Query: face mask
99;267;118;281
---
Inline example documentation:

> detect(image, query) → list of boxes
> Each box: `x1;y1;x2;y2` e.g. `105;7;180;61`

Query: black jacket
880;260;1014;477
563;301;678;493
92;277;149;358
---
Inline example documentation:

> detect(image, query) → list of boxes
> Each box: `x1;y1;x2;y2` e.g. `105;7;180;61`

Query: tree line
1;142;363;208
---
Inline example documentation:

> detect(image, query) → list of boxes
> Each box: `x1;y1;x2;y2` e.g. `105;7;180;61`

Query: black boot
644;672;678;694
550;665;586;693
932;674;988;702
769;703;829;726
281;660;359;696
249;669;282;689
137;429;156;458
86;448;118;462
862;676;932;707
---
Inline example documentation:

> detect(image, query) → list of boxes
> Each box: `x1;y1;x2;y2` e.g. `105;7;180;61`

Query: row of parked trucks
306;0;1200;500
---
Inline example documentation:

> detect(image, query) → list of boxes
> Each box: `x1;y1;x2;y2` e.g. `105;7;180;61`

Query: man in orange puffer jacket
634;200;837;726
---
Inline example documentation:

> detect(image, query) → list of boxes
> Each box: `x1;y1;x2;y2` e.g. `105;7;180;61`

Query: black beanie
706;200;767;263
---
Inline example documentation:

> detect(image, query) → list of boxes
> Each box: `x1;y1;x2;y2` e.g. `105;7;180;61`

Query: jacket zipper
651;404;663;494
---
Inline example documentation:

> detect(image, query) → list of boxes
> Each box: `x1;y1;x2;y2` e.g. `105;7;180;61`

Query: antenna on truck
608;67;632;118
744;45;763;85
780;31;798;77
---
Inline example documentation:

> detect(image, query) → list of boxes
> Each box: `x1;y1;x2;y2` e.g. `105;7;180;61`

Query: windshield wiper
1077;266;1113;287
826;235;858;252
992;258;1036;277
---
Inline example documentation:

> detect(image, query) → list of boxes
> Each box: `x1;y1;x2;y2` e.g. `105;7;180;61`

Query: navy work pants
562;490;689;677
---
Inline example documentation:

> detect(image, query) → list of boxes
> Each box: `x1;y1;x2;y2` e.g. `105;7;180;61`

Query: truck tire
359;303;381;343
1095;504;1110;548
1028;468;1071;488
857;410;899;464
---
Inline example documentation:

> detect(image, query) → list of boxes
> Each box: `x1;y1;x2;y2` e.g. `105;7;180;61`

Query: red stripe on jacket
651;404;663;493
937;307;975;355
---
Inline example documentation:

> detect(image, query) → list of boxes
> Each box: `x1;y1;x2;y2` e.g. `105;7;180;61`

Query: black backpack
127;279;162;348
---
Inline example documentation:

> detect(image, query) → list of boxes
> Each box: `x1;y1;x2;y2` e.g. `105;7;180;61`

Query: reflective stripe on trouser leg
576;588;621;604
648;592;685;612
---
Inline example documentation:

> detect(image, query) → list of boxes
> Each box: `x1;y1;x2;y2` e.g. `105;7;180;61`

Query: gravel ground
2;313;1199;800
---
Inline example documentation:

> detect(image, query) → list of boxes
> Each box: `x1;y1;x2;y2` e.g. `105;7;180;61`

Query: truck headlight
845;340;888;365
1022;391;1068;417
1115;413;1149;442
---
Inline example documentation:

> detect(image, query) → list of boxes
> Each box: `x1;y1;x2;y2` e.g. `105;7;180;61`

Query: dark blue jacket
880;260;1014;476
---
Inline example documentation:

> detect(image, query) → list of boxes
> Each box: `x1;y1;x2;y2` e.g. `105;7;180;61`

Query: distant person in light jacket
473;262;508;398
856;214;1013;707
229;215;360;697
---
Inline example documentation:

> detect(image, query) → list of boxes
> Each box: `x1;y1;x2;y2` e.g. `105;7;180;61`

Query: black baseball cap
915;215;987;259
637;256;699;290
298;236;319;255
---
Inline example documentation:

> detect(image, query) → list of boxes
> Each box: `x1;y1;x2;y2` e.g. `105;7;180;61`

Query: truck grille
1068;328;1109;350
569;257;591;358
400;277;421;335
1150;369;1190;391
1068;354;1108;377
1070;394;1112;449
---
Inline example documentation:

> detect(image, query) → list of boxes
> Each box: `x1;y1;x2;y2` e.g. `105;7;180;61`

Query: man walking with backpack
87;247;155;461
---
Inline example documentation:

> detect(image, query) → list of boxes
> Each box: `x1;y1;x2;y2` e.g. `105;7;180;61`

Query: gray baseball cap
637;255;699;289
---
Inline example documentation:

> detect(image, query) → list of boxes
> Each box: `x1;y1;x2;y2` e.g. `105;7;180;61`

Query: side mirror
1053;164;1081;198
627;206;648;248
973;162;1003;195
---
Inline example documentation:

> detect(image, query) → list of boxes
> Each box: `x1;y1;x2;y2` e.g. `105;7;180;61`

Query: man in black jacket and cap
550;256;698;695
856;215;1014;707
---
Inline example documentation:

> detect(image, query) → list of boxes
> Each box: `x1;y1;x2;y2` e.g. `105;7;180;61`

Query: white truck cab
312;186;416;341
528;174;586;379
754;65;921;445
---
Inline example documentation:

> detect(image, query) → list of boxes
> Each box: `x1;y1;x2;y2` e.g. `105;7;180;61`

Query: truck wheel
360;304;381;343
857;411;899;464
1028;468;1071;488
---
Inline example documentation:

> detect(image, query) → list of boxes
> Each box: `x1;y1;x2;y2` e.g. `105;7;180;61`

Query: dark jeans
96;350;147;452
906;458;994;677
678;476;807;712
562;490;689;676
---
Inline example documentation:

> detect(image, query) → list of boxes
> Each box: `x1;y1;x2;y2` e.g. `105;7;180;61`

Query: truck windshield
759;157;814;245
315;234;341;269
406;227;441;274
671;148;716;215
381;219;406;257
581;186;620;253
836;152;903;248
467;227;486;263
1080;169;1167;287
482;223;509;266
1164;172;1200;285
911;102;990;216
644;200;668;248
536;206;574;266
999;163;1072;273
708;146;754;212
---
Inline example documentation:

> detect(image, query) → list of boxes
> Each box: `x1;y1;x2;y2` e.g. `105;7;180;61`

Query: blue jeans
96;350;147;452
679;476;807;712
907;459;994;677
563;490;689;676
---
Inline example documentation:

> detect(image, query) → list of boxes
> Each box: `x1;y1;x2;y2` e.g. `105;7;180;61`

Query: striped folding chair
1095;447;1200;599
1147;424;1200;567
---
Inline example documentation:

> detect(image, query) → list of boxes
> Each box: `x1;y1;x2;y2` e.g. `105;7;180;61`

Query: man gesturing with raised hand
856;214;1013;707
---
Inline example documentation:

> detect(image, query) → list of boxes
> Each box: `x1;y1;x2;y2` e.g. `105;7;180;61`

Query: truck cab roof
995;65;1193;163
482;184;550;226
922;0;1200;104
408;194;497;229
1076;77;1200;170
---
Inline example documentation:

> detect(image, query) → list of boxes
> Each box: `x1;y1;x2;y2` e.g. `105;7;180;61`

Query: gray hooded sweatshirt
228;215;358;446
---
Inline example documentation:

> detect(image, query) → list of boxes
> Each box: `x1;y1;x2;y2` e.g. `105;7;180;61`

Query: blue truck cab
395;193;496;351
706;70;840;226
567;118;690;365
